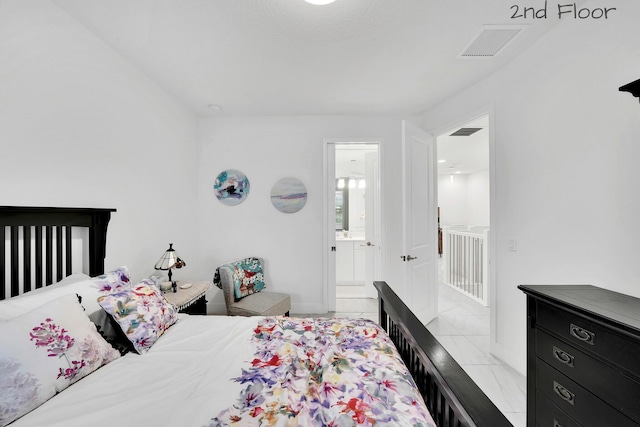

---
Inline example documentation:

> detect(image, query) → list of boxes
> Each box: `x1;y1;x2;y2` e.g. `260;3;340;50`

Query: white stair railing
443;227;489;306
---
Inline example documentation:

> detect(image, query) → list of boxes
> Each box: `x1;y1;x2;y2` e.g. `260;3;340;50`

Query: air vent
450;127;482;137
458;25;526;58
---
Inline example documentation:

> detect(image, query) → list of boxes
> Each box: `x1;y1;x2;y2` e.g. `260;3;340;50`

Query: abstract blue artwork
270;177;307;213
214;169;250;206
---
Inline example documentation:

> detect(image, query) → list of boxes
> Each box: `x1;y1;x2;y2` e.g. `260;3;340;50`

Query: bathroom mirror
335;186;348;231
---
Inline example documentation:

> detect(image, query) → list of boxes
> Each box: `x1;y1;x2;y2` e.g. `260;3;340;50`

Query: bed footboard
374;281;512;427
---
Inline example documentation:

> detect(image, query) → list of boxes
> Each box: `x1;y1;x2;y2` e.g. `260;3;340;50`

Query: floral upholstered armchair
213;257;290;316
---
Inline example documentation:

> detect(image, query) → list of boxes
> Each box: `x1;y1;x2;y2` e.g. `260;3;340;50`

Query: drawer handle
553;346;575;367
570;324;595;345
553;381;575;405
554;420;564;427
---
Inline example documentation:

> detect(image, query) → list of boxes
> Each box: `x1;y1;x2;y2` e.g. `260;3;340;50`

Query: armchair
214;257;290;316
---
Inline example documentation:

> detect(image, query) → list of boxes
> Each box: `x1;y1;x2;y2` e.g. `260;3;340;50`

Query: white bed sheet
11;314;260;427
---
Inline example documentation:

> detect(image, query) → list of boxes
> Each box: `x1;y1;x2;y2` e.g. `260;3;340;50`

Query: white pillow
0;293;120;427
0;267;132;346
0;282;99;321
0;267;129;319
6;273;91;301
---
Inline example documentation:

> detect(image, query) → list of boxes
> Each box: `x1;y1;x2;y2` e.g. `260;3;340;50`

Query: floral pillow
86;266;133;348
90;266;131;294
97;280;178;354
0;294;120;427
220;257;266;301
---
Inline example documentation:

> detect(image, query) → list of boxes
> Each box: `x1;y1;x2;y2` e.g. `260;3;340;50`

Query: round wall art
214;169;250;206
270;177;307;213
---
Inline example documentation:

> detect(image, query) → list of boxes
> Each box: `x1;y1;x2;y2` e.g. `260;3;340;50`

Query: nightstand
163;280;211;315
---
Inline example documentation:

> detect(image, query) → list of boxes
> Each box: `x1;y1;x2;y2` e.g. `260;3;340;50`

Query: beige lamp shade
154;243;186;283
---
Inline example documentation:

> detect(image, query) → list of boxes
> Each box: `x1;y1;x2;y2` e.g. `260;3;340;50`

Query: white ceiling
52;0;560;117
336;144;377;177
437;115;489;175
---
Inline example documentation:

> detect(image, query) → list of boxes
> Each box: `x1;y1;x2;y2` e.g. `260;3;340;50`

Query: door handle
366;241;375;246
406;255;418;261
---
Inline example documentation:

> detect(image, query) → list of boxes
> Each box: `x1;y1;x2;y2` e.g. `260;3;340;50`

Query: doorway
436;114;490;304
324;141;381;312
434;112;495;362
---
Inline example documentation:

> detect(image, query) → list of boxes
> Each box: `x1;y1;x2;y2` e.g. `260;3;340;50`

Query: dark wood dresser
519;285;640;427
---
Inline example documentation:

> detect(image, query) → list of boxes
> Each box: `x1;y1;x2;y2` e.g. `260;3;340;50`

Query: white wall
422;0;640;373
438;175;468;226
0;0;200;282
197;116;414;314
438;169;489;226
466;169;490;226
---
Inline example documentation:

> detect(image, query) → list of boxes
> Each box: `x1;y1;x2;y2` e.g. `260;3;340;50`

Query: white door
325;143;337;312
364;150;380;298
402;120;438;325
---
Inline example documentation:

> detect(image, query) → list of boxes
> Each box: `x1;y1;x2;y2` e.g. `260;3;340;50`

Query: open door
402;120;438;325
325;143;337;312
364;150;380;298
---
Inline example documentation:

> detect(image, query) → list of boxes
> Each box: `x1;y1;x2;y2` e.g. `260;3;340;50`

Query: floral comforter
207;317;436;427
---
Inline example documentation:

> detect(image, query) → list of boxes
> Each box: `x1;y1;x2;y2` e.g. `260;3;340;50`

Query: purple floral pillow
97;280;178;354
90;265;131;294
0;294;120;427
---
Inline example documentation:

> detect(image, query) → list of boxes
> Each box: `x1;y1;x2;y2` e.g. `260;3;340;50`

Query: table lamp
154;243;186;292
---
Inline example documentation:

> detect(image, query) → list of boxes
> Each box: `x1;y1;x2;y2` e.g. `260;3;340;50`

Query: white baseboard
491;340;526;376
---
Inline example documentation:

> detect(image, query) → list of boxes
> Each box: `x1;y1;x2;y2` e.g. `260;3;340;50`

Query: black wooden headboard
0;206;116;300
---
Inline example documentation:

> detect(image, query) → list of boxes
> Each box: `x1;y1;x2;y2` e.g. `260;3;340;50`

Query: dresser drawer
536;301;640;379
535;390;581;427
536;359;637;427
536;329;640;422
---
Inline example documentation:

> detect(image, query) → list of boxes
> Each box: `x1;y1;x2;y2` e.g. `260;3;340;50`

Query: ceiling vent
458;25;526;59
450;127;482;137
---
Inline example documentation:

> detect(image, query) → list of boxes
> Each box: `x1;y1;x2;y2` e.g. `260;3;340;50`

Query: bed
0;206;511;427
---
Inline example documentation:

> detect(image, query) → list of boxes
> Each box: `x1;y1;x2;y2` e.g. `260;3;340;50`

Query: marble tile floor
292;283;526;427
429;283;526;427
